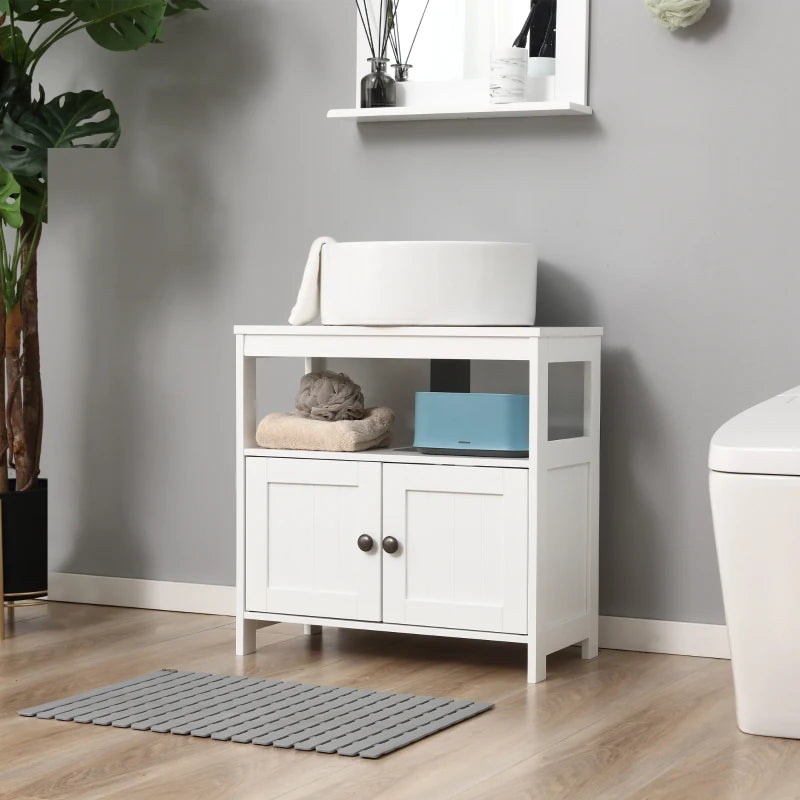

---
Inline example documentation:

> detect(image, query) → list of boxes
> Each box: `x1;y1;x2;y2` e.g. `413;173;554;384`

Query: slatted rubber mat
19;669;493;759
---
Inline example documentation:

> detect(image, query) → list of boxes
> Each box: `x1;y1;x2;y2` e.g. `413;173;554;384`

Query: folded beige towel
256;407;395;452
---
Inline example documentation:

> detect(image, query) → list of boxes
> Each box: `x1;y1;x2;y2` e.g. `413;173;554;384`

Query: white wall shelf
234;325;602;683
327;100;592;123
333;0;591;124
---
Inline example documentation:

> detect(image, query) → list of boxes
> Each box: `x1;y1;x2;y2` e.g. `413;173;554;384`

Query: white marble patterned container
489;47;528;104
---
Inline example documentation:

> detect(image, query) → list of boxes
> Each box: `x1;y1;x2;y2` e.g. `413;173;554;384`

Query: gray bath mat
19;669;492;759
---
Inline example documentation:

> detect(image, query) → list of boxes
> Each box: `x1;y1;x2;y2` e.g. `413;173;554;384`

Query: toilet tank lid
709;386;800;475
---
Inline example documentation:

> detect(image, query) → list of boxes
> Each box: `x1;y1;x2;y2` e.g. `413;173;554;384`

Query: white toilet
709;385;800;738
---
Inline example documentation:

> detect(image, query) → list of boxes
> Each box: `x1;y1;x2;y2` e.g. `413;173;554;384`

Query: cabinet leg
236;617;258;655
581;635;599;661
527;644;547;684
304;625;322;636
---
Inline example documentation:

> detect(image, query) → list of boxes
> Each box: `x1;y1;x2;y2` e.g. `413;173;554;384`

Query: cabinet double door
245;457;527;635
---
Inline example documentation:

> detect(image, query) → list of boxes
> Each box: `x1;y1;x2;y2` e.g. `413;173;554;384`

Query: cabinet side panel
540;463;590;625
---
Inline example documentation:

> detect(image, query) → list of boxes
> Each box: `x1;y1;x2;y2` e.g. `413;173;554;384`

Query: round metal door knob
357;534;374;552
382;536;399;554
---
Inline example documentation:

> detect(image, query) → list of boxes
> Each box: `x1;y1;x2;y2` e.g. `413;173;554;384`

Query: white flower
644;0;711;31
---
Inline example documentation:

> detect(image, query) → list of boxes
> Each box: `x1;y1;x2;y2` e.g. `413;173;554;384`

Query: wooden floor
1;604;799;800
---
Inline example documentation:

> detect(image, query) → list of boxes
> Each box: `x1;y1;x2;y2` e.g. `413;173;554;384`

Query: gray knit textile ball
295;371;365;421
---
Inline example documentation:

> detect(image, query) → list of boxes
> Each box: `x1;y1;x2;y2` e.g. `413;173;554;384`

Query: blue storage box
413;392;529;457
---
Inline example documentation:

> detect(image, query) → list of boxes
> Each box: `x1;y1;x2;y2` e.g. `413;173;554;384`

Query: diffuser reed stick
355;0;404;60
386;0;430;67
405;0;430;64
355;0;375;57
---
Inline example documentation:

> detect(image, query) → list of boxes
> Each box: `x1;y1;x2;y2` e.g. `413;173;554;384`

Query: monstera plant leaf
0;89;120;178
11;0;73;23
0;25;34;68
17;173;45;220
0;59;31;117
0;167;22;228
164;0;206;15
72;0;167;51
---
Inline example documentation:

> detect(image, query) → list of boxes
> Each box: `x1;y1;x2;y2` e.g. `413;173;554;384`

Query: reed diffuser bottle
361;57;396;108
355;1;397;108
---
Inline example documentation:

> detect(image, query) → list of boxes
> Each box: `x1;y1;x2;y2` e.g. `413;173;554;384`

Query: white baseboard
47;573;730;659
599;615;730;660
48;572;235;617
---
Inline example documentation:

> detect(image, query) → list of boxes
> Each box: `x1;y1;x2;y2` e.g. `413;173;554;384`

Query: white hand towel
288;236;336;325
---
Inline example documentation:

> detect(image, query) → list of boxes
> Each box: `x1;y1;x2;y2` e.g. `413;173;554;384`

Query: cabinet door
245;458;381;621
382;464;528;634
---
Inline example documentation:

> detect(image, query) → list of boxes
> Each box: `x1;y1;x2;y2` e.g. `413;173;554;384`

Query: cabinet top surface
233;325;603;338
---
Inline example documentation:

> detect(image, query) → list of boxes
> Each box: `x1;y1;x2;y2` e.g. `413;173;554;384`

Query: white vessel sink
320;241;537;326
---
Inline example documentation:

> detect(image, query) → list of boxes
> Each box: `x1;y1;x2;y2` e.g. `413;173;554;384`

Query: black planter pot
1;479;47;599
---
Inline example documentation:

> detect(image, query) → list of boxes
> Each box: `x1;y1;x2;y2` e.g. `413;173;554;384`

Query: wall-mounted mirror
341;0;589;120
384;0;535;83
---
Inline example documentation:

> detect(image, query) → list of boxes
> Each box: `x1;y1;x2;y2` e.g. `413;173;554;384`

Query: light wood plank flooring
1;602;798;800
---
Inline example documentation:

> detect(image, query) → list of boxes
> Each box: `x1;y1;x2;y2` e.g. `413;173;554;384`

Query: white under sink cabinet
235;326;602;683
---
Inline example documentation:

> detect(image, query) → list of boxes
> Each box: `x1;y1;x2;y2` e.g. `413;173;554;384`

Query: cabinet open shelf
327;100;592;123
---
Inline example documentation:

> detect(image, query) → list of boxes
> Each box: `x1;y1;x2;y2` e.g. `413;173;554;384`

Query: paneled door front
382;464;528;634
245;457;382;621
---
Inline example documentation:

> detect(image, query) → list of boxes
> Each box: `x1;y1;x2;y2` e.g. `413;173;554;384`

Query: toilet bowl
709;385;800;738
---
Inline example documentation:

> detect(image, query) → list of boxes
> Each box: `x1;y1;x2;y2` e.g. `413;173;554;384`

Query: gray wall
39;0;800;625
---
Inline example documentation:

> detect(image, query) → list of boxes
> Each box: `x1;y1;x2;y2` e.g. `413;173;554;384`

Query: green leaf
0;24;33;68
11;0;73;23
0;59;31;115
72;0;166;51
0;89;120;178
0;167;22;227
0;1;9;14
17;173;45;220
164;0;206;16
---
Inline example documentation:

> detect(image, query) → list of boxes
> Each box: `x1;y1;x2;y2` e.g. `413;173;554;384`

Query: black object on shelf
361;57;396;108
430;360;470;393
513;4;538;48
529;0;556;58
